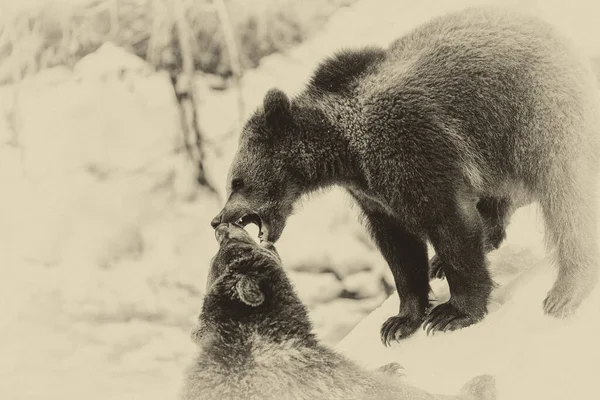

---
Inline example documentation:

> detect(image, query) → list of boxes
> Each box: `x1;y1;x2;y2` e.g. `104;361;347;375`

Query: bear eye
231;178;244;191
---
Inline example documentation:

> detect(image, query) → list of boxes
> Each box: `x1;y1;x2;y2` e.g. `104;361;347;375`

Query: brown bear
181;222;496;400
210;7;600;345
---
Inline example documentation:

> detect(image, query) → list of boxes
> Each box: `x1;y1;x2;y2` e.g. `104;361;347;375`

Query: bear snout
211;213;223;229
211;195;253;229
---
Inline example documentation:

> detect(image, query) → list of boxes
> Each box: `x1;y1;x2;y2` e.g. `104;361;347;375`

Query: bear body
181;223;496;400
211;7;600;343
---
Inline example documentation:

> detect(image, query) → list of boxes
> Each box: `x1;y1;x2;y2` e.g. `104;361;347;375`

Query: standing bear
211;7;600;345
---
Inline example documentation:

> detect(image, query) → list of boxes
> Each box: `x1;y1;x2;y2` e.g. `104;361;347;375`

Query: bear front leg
429;196;511;280
423;203;493;334
359;208;430;346
477;196;511;251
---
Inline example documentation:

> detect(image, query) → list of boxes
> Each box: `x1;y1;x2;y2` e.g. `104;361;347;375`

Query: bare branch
172;0;194;75
146;0;163;66
172;0;218;196
5;20;26;175
213;0;245;126
108;0;119;39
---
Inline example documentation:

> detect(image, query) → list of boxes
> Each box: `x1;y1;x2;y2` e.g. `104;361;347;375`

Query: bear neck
290;94;368;192
199;285;318;366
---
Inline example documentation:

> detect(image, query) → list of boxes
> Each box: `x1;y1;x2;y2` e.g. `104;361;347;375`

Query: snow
1;0;599;399
337;203;600;400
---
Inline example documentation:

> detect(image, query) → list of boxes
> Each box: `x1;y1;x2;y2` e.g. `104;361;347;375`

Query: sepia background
0;0;599;399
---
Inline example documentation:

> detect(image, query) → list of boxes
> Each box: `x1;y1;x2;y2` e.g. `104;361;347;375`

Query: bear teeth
236;213;264;241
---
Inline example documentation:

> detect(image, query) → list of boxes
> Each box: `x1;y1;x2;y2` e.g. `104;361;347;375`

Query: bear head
210;88;306;243
193;222;314;348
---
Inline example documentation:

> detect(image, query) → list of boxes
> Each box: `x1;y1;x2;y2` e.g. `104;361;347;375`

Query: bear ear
235;276;265;307
263;88;293;131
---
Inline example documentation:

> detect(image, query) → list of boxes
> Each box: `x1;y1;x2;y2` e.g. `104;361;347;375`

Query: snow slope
338;203;600;400
1;0;599;399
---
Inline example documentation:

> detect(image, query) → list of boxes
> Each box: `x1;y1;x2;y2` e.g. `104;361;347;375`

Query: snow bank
1;0;599;399
338;203;600;400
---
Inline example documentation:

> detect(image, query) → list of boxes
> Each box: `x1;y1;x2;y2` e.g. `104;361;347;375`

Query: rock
32;66;72;86
97;225;145;269
203;73;230;91
310;299;367;345
278;233;377;278
342;270;385;299
277;234;333;274
310;296;387;345
328;245;382;278
3;52;185;268
73;42;152;81
17;69;180;178
274;190;380;277
288;271;344;306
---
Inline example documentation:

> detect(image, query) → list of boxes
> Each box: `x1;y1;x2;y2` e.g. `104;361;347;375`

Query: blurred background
0;0;598;399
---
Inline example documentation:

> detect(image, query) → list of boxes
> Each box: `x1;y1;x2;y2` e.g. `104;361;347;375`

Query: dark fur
309;47;387;94
181;223;496;400
211;7;600;344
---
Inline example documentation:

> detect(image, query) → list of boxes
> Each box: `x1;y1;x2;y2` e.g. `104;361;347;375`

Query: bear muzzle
210;213;223;229
215;222;264;245
211;206;266;243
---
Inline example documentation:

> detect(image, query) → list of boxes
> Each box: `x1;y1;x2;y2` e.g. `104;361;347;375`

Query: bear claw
380;314;422;346
543;291;578;318
542;276;594;319
377;362;406;377
423;302;483;335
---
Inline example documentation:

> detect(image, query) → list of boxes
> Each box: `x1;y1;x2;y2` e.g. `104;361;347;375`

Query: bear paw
376;362;406;377
423;301;484;335
380;314;422;346
543;285;581;318
543;272;597;318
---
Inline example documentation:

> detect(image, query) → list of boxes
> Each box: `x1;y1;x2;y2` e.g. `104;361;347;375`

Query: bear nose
211;213;222;229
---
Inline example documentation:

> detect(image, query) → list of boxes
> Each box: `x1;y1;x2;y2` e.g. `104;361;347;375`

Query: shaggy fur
211;7;600;344
181;223;496;400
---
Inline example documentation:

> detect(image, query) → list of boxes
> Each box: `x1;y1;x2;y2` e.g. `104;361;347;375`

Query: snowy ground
338;204;600;400
1;0;599;399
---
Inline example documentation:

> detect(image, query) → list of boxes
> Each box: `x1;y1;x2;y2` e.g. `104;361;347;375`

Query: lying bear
211;7;600;344
181;223;496;400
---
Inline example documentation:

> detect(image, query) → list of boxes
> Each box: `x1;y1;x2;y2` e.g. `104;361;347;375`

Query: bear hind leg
539;166;599;318
429;196;512;280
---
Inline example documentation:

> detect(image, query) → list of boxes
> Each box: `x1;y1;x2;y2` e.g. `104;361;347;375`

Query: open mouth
236;213;266;242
